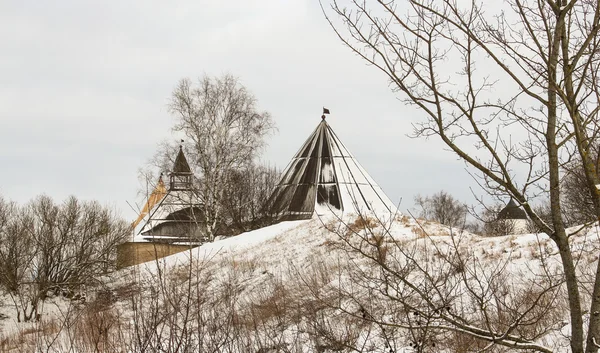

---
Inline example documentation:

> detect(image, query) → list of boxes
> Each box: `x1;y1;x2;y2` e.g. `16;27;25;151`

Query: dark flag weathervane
322;107;330;120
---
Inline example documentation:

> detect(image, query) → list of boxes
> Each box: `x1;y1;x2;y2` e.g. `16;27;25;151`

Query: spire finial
322;107;330;120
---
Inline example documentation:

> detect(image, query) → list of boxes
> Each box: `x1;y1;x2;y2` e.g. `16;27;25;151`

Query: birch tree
169;74;275;239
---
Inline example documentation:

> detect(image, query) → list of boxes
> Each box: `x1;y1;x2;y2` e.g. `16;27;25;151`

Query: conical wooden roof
173;146;192;174
266;118;395;220
498;199;528;220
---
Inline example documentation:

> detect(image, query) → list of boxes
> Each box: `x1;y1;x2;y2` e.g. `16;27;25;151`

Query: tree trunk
586;259;600;353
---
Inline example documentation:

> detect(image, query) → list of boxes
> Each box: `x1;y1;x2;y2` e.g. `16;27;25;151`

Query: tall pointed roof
498;199;528;220
131;175;167;230
173;146;192;174
266;117;396;220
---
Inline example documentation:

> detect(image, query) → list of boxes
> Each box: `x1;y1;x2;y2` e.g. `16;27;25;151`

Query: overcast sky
0;0;476;220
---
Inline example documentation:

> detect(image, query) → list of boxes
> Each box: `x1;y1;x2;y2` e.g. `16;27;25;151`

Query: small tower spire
170;146;193;190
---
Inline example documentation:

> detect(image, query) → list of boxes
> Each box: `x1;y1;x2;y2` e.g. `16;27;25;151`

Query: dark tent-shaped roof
265;118;395;220
498;199;528;220
173;146;192;174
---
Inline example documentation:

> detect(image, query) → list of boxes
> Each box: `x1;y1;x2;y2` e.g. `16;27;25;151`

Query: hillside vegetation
0;214;596;352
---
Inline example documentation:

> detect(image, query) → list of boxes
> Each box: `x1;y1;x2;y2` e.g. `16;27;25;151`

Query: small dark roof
173;146;192;174
498;199;528;220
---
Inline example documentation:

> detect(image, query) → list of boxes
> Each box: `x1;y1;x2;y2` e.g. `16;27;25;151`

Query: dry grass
345;216;379;236
230;257;260;274
411;225;428;238
0;320;60;353
320;238;342;249
73;304;123;353
245;282;293;328
397;214;411;226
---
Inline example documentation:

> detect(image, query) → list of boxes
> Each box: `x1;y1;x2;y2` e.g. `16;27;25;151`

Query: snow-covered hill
3;214;599;352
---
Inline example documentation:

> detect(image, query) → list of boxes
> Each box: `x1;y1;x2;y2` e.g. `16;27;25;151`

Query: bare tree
318;214;565;352
480;203;516;237
562;144;600;226
0;196;37;321
323;0;600;351
414;190;467;228
168;74;276;240
220;163;280;234
0;194;129;321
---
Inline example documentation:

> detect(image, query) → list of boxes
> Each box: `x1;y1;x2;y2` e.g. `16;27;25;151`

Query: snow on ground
132;219;311;275
2;213;599;352
117;214;598;350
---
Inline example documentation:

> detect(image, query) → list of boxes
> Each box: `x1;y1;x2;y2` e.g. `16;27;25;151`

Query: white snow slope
3;213;600;352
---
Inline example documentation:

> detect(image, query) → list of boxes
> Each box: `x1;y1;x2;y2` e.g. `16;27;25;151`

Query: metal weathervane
321;107;330;120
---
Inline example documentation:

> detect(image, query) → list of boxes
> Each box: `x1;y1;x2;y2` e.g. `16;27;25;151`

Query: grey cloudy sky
0;0;475;220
